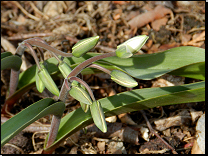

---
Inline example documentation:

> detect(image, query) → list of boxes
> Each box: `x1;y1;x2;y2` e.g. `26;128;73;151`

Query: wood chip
128;5;173;29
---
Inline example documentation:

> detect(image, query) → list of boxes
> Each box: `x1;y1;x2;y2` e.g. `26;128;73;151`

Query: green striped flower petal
80;102;89;113
72;36;99;58
35;62;45;93
69;86;93;105
58;61;72;78
90;101;107;133
116;35;149;58
38;66;60;96
110;70;138;88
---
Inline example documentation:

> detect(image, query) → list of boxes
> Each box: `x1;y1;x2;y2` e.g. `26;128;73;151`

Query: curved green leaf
17;46;204;90
43;81;205;152
1;98;65;147
1;52;12;59
168;62;205;80
1;55;22;71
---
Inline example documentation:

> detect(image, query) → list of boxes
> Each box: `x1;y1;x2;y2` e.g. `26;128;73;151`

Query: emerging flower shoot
72;36;99;58
110;70;138;88
115;35;149;58
37;64;60;96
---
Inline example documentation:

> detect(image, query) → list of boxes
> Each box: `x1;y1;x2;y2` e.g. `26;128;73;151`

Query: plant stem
2;43;26;114
26;39;73;57
36;47;45;62
58;79;71;102
45;115;62;149
58;52;116;103
66;52;116;78
23;42;41;70
8;69;20;98
87;63;111;75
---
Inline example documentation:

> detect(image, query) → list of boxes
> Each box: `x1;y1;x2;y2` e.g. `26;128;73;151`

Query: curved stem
26;40;73;57
58;52;116;103
23;42;41;70
69;76;96;101
36;47;44;62
87;64;111;75
67;52;116;78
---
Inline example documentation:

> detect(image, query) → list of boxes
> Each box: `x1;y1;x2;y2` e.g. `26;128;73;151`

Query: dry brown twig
11;1;40;21
4;143;24;154
140;110;178;154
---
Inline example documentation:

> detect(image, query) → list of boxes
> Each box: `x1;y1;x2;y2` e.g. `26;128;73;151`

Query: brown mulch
1;1;205;154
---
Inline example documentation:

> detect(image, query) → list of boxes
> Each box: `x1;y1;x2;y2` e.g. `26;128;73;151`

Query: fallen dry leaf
118;113;137;125
151;17;168;31
154;110;192;131
128;5;173;29
85;122;139;145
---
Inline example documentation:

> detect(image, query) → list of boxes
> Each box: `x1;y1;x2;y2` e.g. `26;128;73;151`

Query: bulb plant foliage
2;35;148;149
1;34;205;154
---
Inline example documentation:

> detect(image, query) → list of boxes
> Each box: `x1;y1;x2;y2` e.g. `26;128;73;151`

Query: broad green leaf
1;98;65;147
1;52;12;59
99;46;205;80
168;62;205;80
1;55;22;71
43;81;204;152
17;46;204;90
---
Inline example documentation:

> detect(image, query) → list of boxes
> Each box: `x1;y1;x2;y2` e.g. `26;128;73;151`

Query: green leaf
168;62;205;80
1;52;12;59
43;81;204;152
1;55;22;71
1;98;65;147
17;46;204;90
100;46;205;80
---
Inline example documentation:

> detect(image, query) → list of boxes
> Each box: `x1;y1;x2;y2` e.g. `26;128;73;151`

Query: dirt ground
1;1;205;154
